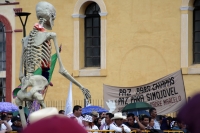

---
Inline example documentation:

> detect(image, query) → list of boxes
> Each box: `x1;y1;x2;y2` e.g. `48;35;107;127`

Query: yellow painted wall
13;0;200;107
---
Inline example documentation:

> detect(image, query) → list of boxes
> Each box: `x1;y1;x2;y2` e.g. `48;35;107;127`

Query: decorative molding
100;19;106;69
14;29;22;32
181;14;188;68
72;14;86;18
79;69;101;76
0;14;12;102
188;67;200;74
99;12;108;16
73;20;79;70
73;0;107;15
73;69;107;77
0;2;19;6
72;13;108;18
180;6;194;11
73;0;107;76
179;0;200;75
13;8;22;16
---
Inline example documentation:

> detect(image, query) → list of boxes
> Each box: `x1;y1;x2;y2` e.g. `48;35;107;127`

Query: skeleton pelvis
18;75;48;99
21;75;48;90
17;75;48;101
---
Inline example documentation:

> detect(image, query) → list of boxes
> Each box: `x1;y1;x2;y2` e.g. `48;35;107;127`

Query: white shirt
68;113;83;126
110;123;131;133
101;123;114;133
1;120;12;130
102;123;110;130
101;118;106;126
153;119;160;130
85;125;99;133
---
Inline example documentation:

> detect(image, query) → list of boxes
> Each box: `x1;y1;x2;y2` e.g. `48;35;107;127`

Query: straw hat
91;111;99;117
29;107;58;124
111;112;126;120
82;115;93;122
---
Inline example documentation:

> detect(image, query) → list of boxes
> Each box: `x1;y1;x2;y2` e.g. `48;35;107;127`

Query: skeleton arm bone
48;33;83;88
19;39;25;81
48;32;91;101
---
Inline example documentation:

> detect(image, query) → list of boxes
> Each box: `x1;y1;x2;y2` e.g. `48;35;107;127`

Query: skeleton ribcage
23;40;51;74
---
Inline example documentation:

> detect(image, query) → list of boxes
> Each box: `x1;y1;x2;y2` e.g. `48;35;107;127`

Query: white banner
103;70;186;115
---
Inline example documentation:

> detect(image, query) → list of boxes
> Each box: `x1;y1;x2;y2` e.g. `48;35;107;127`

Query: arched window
194;0;200;63
0;21;6;102
85;3;101;67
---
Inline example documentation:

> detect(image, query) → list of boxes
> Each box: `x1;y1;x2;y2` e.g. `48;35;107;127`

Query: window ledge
182;64;200;74
73;68;107;77
0;71;6;77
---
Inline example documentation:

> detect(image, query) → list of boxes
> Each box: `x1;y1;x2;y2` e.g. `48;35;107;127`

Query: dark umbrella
122;102;152;114
82;106;108;115
132;110;150;116
0;102;18;112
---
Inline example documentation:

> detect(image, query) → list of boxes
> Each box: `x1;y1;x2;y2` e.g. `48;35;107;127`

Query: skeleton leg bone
15;97;27;128
15;75;48;128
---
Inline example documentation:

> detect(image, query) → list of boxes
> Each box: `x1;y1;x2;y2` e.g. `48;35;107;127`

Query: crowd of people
0;112;22;133
62;105;189;133
0;106;188;133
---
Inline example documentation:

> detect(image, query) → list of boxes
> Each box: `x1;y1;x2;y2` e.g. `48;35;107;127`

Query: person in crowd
149;117;155;129
167;116;172;128
177;120;188;133
160;117;170;130
100;112;106;119
11;116;22;132
58;110;65;115
100;113;114;130
6;113;13;126
149;108;160;130
1;113;12;130
170;117;177;129
82;115;99;133
0;114;12;133
124;113;141;132
158;115;163;126
68;105;83;126
110;112;131;133
140;115;150;129
134;115;152;130
100;112;106;126
172;121;180;130
91;111;98;126
96;117;102;129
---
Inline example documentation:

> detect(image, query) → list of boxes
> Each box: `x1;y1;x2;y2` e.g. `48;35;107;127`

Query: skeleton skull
36;1;56;30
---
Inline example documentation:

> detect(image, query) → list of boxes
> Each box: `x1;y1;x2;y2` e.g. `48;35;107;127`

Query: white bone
16;1;91;128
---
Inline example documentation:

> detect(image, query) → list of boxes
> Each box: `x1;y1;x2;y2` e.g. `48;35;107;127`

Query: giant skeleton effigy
15;1;91;128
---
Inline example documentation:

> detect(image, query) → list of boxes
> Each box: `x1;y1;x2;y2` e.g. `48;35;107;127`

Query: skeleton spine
24;18;50;76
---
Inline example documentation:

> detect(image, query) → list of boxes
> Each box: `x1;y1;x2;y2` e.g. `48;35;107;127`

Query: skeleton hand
81;87;91;103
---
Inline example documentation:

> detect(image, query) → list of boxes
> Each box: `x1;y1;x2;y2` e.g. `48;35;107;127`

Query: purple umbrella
0;102;18;112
